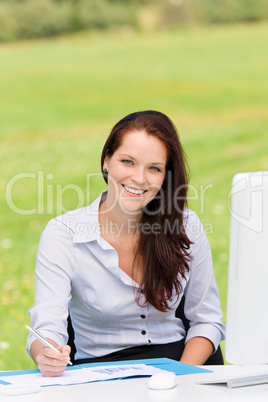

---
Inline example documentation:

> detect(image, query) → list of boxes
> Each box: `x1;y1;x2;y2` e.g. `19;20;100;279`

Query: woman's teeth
123;185;145;195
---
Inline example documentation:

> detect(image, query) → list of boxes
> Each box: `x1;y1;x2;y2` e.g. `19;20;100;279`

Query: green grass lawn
0;23;267;370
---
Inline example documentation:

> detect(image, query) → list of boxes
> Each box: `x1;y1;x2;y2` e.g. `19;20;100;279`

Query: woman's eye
150;166;161;172
122;159;133;165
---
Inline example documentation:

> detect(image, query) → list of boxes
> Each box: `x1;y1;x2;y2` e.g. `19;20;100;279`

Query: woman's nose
131;167;147;185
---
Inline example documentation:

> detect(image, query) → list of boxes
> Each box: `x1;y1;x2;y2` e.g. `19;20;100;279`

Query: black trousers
74;339;185;365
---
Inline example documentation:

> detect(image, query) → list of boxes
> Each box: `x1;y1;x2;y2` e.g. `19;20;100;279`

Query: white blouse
26;191;225;361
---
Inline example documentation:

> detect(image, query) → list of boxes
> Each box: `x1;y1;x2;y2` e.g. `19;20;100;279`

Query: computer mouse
148;371;177;390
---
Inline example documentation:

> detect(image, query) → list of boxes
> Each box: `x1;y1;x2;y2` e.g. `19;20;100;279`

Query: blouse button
141;330;146;335
140;315;146;319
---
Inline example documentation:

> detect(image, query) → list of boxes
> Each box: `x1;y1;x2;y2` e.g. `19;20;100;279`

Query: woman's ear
102;155;110;173
102;156;110;180
102;158;109;183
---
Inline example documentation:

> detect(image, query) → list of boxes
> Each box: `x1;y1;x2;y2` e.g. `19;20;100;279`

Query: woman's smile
122;184;148;197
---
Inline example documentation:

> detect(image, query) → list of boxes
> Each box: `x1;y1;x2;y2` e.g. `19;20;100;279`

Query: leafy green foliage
0;0;268;42
0;0;71;41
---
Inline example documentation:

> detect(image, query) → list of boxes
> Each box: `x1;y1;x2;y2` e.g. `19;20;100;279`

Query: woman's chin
118;200;145;216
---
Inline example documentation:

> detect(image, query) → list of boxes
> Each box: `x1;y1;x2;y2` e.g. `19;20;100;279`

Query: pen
26;325;73;366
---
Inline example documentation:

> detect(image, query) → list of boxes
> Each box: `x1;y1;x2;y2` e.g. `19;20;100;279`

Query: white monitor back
225;171;268;365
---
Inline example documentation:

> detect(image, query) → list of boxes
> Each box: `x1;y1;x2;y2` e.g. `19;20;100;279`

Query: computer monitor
225;171;268;365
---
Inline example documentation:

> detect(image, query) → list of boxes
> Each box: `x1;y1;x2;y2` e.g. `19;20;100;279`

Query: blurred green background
0;0;267;370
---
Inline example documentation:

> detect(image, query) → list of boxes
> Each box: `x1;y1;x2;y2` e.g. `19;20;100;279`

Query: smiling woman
99;111;190;308
26;110;225;376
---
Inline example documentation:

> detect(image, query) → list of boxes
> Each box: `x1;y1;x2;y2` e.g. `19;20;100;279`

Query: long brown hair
101;111;192;312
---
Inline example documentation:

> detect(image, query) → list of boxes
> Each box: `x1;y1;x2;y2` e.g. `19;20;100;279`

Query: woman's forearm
180;336;214;366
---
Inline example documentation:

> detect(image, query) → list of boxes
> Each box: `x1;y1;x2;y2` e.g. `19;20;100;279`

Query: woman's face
103;130;167;216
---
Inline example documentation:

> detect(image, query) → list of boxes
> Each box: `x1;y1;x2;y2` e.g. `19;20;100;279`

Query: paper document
1;364;165;387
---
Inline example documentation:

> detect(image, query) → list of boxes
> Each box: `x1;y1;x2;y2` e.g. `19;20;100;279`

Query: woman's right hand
31;340;71;377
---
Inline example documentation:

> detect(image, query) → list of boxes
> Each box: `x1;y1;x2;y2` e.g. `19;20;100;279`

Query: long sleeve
183;210;225;351
26;219;75;356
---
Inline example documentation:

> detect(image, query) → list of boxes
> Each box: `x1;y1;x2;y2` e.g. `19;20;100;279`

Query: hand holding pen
26;325;72;377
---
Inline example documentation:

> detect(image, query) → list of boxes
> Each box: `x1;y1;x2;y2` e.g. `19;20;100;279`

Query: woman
26;110;225;377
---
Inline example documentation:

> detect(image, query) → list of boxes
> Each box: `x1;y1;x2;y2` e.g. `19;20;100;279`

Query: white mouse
148;371;177;390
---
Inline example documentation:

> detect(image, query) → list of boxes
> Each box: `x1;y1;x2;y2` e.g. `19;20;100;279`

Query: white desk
2;365;268;402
